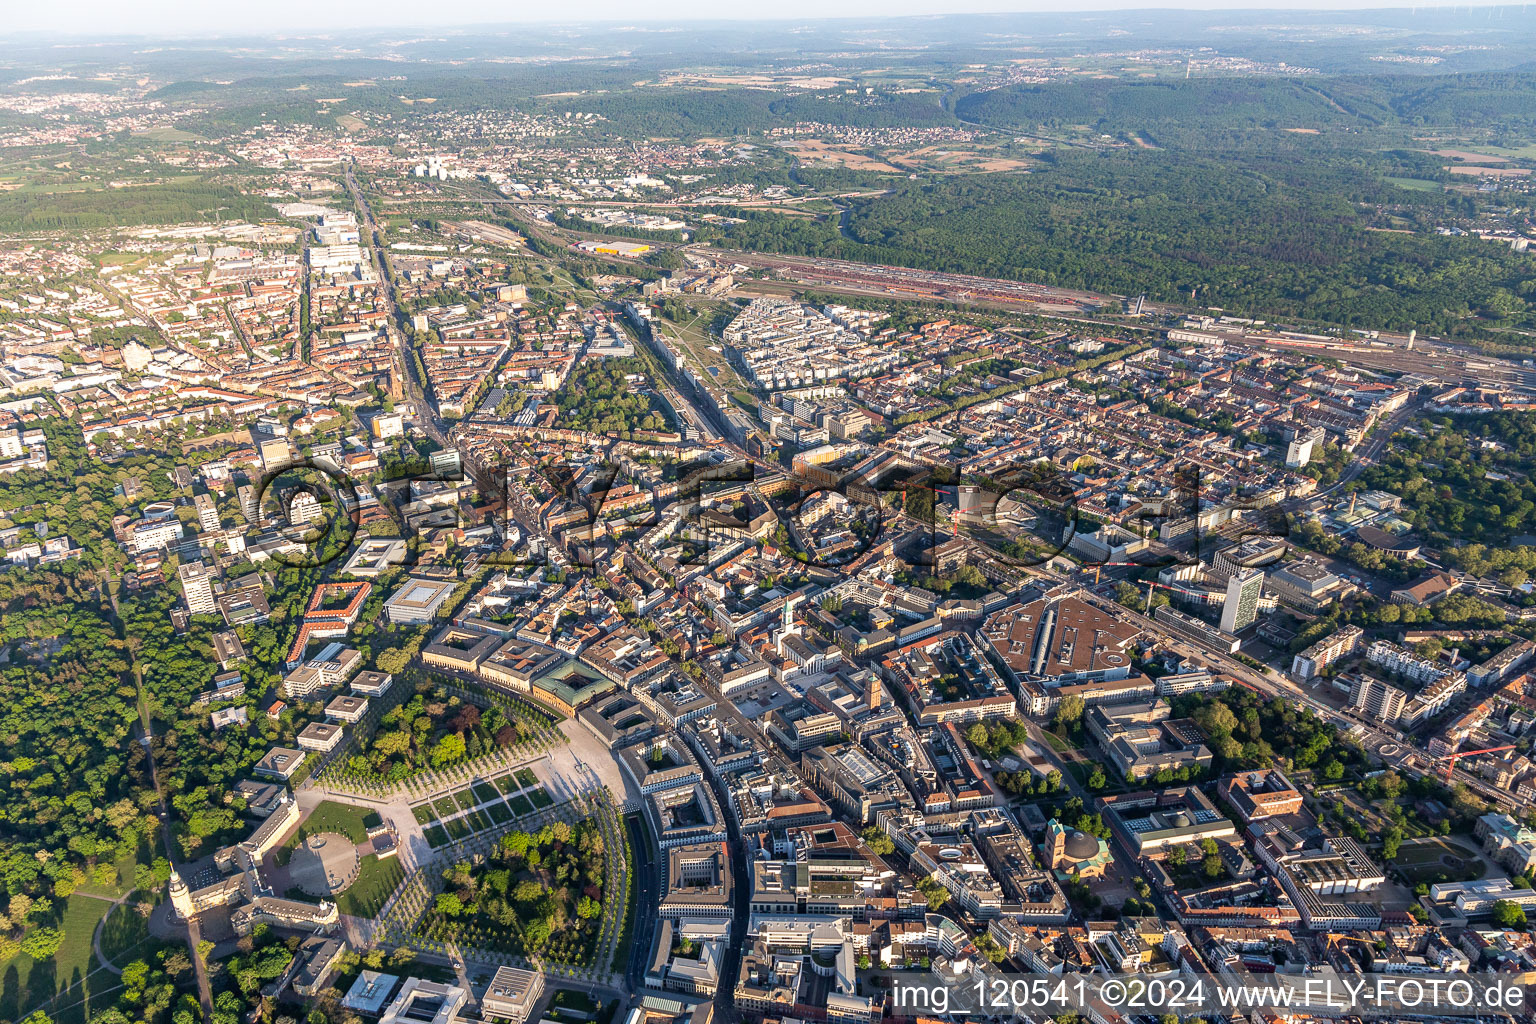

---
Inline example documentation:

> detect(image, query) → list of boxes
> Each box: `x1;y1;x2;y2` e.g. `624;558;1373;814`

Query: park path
90;890;137;977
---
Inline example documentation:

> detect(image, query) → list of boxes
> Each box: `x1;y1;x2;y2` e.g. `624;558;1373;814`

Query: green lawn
552;990;600;1013
0;894;115;1024
445;818;471;840
528;788;554;809
76;837;163;902
433;798;460;819
294;801;380;844
486;802;513;824
424;825;450;848
472;783;500;805
1465;143;1536;159
131;126;200;142
1041;729;1078;754
96;897;151;965
411;803;436;825
508;795;534;817
452;790;477;812
1393;837;1485;883
336;855;405;918
465;810;493;833
515;768;539;788
276;801;380;865
611;815;641;973
494;774;518;795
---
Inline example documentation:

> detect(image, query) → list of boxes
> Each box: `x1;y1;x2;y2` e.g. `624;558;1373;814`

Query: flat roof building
1100;785;1236;854
254;746;307;781
1219;769;1304;823
480;966;544;1024
325;693;370;723
342;971;400;1015
384;577;457;624
298;721;344;753
379;979;468;1024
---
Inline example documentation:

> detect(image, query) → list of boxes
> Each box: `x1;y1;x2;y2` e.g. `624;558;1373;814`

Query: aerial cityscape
4;6;1536;1024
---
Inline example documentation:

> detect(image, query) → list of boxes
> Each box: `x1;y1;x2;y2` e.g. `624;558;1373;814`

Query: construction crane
1130;576;1219;613
1436;744;1516;781
1091;562;1146;586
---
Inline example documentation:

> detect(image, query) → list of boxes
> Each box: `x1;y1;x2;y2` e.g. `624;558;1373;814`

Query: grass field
96;898;151;965
486;802;512;824
336;855;405;918
1041;729;1078;754
494;775;518;795
453;790;477;812
276;801;380;864
528;788;554;809
551;990;600;1014
411;804;436;825
76;841;162;902
0;894;116;1024
1467;143;1536;159
424;825;449;848
1385;176;1442;191
515;768;539;788
1393;837;1485;884
472;783;500;804
508;795;534;817
611;814;642;973
131;126;200;142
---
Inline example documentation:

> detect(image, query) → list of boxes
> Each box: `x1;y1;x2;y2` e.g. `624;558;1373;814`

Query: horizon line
4;1;1529;44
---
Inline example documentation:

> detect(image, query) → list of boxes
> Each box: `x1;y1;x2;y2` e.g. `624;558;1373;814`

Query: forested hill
720;147;1535;335
954;74;1536;147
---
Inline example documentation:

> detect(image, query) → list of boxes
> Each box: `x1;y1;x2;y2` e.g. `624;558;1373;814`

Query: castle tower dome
168;868;194;921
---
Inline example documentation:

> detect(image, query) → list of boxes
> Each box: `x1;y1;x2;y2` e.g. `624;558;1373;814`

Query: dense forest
544;88;953;136
0;185;277;232
0;596;148;902
720;149;1532;334
954;74;1536;147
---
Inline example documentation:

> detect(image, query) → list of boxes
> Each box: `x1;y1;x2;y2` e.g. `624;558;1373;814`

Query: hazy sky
8;0;1518;38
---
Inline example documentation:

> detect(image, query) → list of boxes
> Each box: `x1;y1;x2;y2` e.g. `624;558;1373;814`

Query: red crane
1437;744;1517;780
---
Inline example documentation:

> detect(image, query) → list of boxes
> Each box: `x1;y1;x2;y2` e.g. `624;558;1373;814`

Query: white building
1285;427;1325;468
1220;568;1264;634
178;560;218;616
130;517;183;553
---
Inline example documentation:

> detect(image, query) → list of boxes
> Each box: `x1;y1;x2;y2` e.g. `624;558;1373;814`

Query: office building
480;966;544;1024
258;437;291;471
1267;559;1348;613
1154;604;1240;654
1220;568;1263;634
384;577;457;625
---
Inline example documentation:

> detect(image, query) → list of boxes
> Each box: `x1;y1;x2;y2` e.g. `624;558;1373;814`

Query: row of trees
417;818;608;961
